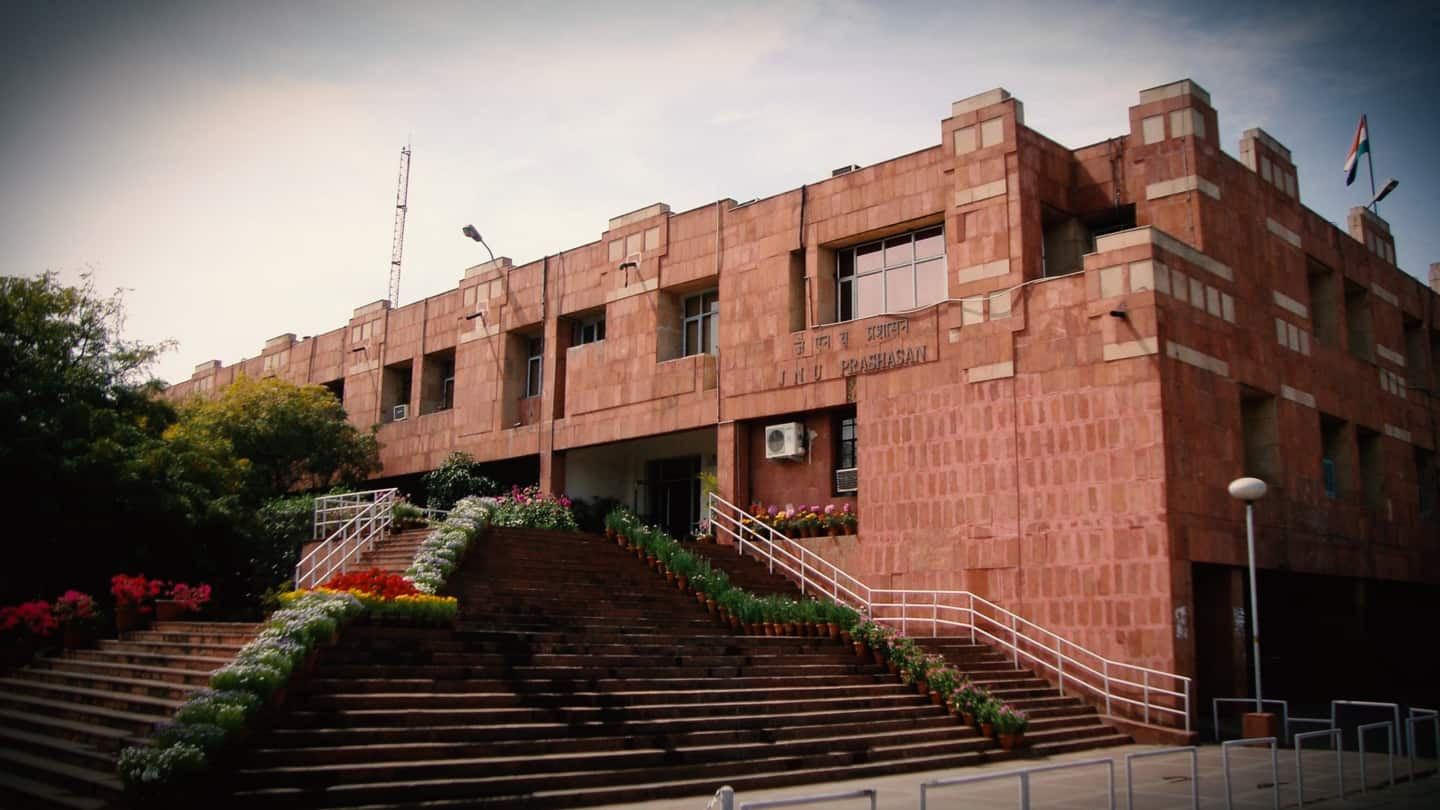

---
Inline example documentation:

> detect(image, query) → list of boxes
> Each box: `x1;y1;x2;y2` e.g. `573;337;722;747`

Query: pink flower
824;504;836;515
842;503;853;514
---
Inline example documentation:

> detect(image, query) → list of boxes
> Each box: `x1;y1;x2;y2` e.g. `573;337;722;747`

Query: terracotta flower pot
706;599;717;614
981;722;995;738
62;624;98;651
998;732;1025;750
886;661;898;675
676;576;687;592
114;604;145;634
828;622;841;639
854;642;868;659
155;600;189;622
664;571;675;584
916;682;929;696
930;691;944;706
827;527;839;537
872;651;886;666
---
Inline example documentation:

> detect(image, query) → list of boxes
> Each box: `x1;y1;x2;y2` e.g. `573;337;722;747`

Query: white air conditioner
835;467;858;494
392;404;409;422
764;422;806;461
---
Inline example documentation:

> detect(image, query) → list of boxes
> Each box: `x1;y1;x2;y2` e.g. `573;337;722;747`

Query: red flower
320;568;420;599
111;574;164;608
1;601;59;637
167;583;212;612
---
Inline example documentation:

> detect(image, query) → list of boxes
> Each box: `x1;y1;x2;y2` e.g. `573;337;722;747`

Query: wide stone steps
216;528;1125;807
0;621;258;810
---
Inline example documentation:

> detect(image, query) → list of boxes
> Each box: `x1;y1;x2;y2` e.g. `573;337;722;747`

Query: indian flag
1344;114;1369;186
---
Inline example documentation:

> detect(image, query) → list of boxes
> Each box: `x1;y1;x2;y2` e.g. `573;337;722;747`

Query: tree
168;376;380;499
1;273;187;602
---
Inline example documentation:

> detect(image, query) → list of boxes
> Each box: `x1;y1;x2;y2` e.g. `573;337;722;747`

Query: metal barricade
1124;746;1199;810
1407;707;1438;781
1220;737;1279;810
919;757;1116;810
709;786;877;810
1332;700;1402;753
1293;728;1343;807
1357;720;1396;793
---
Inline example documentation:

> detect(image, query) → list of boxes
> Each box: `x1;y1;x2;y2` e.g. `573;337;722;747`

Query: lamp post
1228;476;1268;717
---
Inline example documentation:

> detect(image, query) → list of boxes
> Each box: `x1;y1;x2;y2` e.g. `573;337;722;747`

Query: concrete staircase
219;529;1125;808
354;526;430;575
0;621;259;810
700;546;1132;751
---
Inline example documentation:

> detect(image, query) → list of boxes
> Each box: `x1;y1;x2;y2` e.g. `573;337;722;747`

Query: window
1357;427;1384;510
1344;280;1372;361
837;416;857;469
1417;447;1437;519
1306;258;1341;349
420;347;455;415
683;290;719;356
835;412;858;494
1320;413;1349;500
836;225;945;321
1240;390;1279;483
525;337;543;398
573;316;606;346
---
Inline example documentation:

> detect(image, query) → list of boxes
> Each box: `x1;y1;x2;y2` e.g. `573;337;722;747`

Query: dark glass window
682;290;719;356
525;336;543;398
838;416;858;469
836;225;946;321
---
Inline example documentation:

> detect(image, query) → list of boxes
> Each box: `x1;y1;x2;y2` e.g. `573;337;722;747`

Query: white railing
708;493;1192;731
296;488;399;589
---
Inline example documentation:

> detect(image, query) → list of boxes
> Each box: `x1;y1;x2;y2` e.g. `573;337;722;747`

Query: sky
3;0;1438;385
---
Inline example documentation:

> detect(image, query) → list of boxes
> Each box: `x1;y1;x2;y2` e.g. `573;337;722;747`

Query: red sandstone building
169;80;1440;720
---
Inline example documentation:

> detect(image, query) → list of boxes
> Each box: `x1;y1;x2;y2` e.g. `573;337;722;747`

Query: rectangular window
1307;258;1341;349
420;347;455;415
682;290;719;357
1344;280;1373;361
835;413;858;494
1417;446;1437;519
836;225;945;321
525;336;543;398
1357;427;1384;510
1320;413;1349;500
573;315;606;346
1240;390;1279;483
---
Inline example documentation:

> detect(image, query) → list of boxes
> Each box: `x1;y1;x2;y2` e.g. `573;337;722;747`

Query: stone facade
169;79;1440;714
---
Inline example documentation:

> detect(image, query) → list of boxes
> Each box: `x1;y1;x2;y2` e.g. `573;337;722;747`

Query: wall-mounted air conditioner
764;422;806;461
392;404;409;422
835;467;858;494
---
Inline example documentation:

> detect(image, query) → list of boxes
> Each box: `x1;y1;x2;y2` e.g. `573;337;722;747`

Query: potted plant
977;695;1002;738
994;704;1030;749
1;600;58;667
392;501;426;530
157;582;212;621
840;503;858;535
823;504;843;536
53;591;100;650
111;574;163;634
926;666;960;708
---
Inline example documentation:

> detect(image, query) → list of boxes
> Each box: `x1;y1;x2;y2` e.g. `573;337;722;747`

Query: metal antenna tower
387;145;412;306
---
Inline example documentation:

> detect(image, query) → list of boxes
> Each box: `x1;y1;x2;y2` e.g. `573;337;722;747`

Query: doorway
647;455;701;540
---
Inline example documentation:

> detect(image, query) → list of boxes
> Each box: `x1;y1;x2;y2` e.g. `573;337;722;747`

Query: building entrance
646;456;701;540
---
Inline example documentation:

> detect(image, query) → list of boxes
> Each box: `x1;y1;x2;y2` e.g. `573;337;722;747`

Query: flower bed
742;501;857;537
606;507;861;634
405;495;493;594
117;589;363;793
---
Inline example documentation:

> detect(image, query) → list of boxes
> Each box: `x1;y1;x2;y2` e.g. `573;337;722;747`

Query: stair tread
0;769;109;810
0;747;124;790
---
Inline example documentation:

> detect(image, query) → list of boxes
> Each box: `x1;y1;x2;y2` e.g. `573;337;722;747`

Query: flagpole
1365;116;1379;214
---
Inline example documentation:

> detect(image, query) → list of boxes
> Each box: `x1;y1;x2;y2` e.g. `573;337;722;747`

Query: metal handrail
708;493;1192;730
296;488;398;589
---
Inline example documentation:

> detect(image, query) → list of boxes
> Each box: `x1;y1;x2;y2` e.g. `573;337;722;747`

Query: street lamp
1228;476;1268;714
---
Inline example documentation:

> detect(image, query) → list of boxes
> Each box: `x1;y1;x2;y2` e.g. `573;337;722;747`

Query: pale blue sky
3;0;1437;385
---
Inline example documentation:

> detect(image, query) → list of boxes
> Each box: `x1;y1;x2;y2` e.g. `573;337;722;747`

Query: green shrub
117;742;207;790
423;452;500;510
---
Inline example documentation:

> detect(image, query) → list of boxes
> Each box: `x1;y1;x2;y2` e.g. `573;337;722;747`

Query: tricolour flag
1344;114;1369;187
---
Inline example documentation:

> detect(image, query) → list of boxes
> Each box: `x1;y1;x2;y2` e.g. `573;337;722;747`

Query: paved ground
594;743;1440;810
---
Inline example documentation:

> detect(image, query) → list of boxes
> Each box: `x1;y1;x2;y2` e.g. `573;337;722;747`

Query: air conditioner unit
835;467;858;494
392;404;408;422
764;422;806;461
